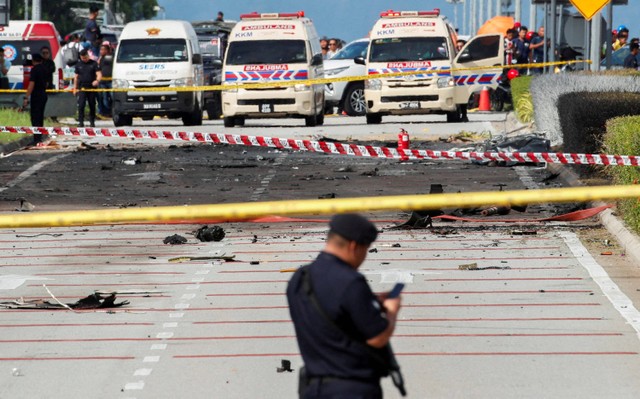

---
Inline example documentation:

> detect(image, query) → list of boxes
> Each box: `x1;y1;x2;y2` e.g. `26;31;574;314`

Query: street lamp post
153;5;165;20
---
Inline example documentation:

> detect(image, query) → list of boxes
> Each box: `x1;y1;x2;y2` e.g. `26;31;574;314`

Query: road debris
318;193;336;199
168;255;236;263
511;230;538;236
195;225;226;242
391;243;402;248
601;251;613;256
475;134;550;166
122;157;141;165
276;359;294;373
15;233;63;238
481;206;511;216
0;292;129;310
392;212;434;229
15;198;35;212
163;234;188;245
369;248;378;253
458;263;512;271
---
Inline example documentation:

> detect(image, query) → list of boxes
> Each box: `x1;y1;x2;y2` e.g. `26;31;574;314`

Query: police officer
23;54;48;137
73;49;102;127
287;214;402;399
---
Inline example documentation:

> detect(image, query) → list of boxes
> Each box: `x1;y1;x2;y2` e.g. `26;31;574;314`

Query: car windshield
116;39;189;63
199;38;220;57
225;40;306;65
331;40;368;60
369;37;449;62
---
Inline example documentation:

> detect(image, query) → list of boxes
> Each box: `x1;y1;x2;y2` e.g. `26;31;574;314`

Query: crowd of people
319;36;346;59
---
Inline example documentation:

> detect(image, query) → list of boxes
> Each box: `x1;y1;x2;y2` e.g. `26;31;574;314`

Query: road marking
249;152;287;201
124;381;145;390
156;332;174;339
169;312;184;318
0;153;70;193
143;356;160;363
151;344;167;350
0;275;49;290
174;303;190;309
163;322;179;328
560;231;640;341
134;368;153;376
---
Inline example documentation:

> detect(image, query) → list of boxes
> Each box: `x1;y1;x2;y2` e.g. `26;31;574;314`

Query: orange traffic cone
478;86;491;112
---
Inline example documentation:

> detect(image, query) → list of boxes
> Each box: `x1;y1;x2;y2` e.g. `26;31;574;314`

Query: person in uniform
40;46;56;89
287;214;402;399
23;54;48;138
73;49;102;127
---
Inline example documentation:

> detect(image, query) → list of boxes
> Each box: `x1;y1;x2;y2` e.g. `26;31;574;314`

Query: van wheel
316;113;324;126
206;101;222;120
343;83;366;116
305;114;317;127
113;114;132;127
236;117;245;126
446;108;462;123
183;101;203;126
223;116;235;127
366;113;382;124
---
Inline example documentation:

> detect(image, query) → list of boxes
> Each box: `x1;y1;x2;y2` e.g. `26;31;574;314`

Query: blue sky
158;0;638;42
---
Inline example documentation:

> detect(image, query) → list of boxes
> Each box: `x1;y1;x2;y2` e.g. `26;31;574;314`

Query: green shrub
511;75;533;123
557;92;640;154
603;116;640;234
0;108;56;145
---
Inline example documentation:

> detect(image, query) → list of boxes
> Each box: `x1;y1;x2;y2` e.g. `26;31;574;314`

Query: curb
0;135;35;155
547;163;640;266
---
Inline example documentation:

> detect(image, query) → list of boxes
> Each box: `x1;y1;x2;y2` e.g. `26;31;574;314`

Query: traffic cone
478;86;491;112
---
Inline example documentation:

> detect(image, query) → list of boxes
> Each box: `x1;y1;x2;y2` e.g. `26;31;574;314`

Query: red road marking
34;271;185;276
0;322;154;328
425;277;583;281
173;351;637;359
205;290;592;297
191;317;602;325
0;262;211;267
0;356;135;361
218;266;571;274
29;279;289;287
231;246;561;254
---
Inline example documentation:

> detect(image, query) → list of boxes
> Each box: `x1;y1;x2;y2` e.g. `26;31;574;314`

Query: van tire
113;114;133;127
236;117;245;126
183;100;203;126
206;101;222;120
305;114;317;127
446;108;462;123
366;113;382;124
343;83;366;116
223;116;235;127
316;113;324;126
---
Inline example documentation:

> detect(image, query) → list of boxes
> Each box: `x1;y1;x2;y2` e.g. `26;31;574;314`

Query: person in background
613;28;629;51
40;46;56;89
504;29;516;65
326;38;339;58
62;34;82;66
623;42;639;69
320;37;329;59
0;46;10;78
529;27;547;74
23;54;48;134
512;26;530;73
74;49;102;127
84;6;102;58
216;11;224;22
456;39;466;52
97;43;113;118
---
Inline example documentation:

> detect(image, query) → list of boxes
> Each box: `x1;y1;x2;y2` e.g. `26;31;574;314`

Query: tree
9;0;159;37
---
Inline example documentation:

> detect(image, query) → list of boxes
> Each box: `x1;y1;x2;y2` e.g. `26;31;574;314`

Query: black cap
31;54;43;62
329;214;378;245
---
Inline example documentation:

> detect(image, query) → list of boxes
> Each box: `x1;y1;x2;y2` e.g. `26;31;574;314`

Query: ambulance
111;20;204;126
0;20;66;90
359;9;504;124
221;11;324;127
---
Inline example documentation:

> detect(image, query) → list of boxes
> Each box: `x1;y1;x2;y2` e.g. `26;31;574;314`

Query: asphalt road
1;114;640;398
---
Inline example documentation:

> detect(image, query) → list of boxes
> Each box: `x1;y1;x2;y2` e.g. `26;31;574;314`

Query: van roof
370;10;450;40
230;15;312;41
120;20;196;40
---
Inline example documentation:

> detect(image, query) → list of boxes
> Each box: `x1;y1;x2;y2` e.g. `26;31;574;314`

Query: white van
221;11;324;127
359;9;504;124
0;20;66;90
111;20;204;126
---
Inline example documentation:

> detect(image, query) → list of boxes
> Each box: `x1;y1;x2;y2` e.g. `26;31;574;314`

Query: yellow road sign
570;0;610;20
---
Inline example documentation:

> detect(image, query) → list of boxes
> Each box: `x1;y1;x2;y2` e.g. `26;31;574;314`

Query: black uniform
75;59;101;125
287;252;389;398
42;58;55;89
29;63;48;129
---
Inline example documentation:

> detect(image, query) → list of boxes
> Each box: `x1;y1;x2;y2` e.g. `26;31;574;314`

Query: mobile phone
387;283;405;299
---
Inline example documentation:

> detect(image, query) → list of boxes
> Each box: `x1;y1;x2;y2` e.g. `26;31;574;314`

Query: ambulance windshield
116;39;189;63
369;37;449;62
226;40;306;65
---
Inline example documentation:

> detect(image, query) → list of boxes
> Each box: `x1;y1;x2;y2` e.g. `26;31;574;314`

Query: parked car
192;20;235;120
324;38;368;116
600;45;640;70
64;26;121;50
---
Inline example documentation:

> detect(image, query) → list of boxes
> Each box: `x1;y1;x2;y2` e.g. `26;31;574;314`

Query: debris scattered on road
15;233;63;238
475;134;550;166
122;157;141;165
458;263;512;271
392;212;434;229
361;168;379;177
601;251;613;256
195;225;226;242
481;206;511;216
458;262;478;270
337;166;355;173
163;234;188;245
0;292;129;310
369;248;378;253
250;261;260;265
391;243;401;248
277;359;294;373
318;193;336;199
78;142;97;151
511;230;537;236
169;255;236;263
251;235;258;243
15;198;35;212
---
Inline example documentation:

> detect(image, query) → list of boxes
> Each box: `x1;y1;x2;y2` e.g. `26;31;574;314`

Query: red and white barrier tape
3;126;639;166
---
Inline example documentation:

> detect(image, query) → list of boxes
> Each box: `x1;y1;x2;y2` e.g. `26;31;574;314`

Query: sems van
221;11;324;127
359;9;504;124
111;20;204;126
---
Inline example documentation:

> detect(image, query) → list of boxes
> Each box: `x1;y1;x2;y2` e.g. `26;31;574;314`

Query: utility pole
479;0;484;30
590;10;602;71
496;0;501;16
31;0;41;20
514;0;521;23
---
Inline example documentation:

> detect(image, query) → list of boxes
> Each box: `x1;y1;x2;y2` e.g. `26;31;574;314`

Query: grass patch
0;108;57;145
511;75;533;124
603;116;640;234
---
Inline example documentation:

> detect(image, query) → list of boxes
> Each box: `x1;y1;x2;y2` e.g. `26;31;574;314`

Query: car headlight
294;83;311;92
365;78;382;90
174;78;195;87
437;77;454;88
324;66;349;77
222;81;238;93
112;79;129;89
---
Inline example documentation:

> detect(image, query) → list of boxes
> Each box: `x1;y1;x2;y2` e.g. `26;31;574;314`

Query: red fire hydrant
398;128;410;161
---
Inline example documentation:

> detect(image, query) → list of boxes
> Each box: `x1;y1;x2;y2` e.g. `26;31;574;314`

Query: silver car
324;38;368;116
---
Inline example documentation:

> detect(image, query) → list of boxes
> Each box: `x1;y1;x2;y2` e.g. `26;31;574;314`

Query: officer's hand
73;88;78;96
383;296;401;316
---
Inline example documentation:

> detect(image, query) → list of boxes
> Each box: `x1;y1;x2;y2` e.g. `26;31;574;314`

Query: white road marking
134;368;153;376
156;332;174;339
0;153;70;193
150;344;167;350
163;322;179;328
560;231;640;340
0;275;49;290
143;356;160;363
174;303;190;309
186;285;200;290
124;381;145;390
169;312;184;318
181;294;196;300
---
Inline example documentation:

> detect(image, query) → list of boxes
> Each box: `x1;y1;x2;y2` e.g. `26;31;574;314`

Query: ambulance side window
463;35;500;61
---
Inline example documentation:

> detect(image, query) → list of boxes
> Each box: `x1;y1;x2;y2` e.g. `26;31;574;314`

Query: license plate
143;103;161;109
260;103;273;113
399;101;420;110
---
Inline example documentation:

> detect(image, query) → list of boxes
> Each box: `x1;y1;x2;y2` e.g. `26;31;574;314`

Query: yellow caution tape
0;59;591;94
0;184;635;229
